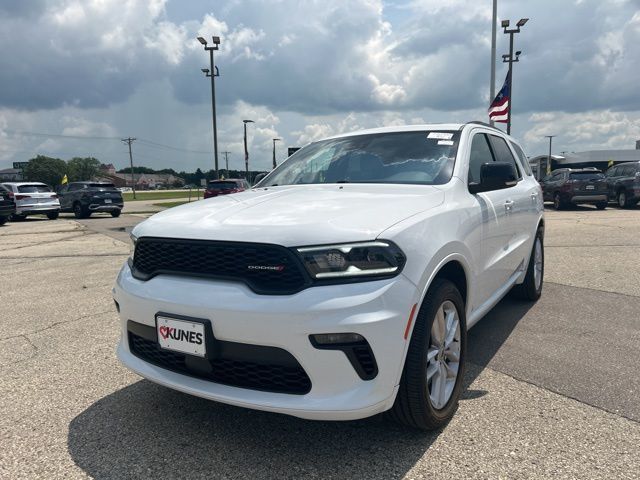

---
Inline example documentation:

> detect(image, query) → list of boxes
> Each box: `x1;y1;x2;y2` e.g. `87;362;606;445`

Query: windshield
18;184;51;193
259;131;461;187
570;172;604;180
208;181;238;190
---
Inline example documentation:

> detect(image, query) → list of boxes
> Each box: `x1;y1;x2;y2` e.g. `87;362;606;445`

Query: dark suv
0;184;16;225
604;161;640;208
203;179;250;199
540;168;608;210
58;182;124;218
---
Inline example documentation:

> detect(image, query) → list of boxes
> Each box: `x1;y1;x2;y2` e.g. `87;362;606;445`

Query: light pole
198;35;221;179
501;18;528;135
221;151;230;178
243;119;254;181
489;0;497;127
272;138;281;169
544;135;556;177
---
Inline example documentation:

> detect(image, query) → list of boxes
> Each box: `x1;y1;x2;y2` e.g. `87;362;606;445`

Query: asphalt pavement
1;207;639;479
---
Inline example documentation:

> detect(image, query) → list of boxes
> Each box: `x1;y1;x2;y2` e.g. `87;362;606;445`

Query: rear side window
208;181;237;190
17;184;51;193
622;165;637;176
509;141;532;176
490;135;522;179
468;134;495;184
569;172;604;180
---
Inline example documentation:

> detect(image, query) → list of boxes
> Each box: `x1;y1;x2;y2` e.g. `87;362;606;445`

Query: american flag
488;71;510;123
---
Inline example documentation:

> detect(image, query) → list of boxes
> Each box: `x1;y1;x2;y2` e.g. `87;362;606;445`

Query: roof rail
465;121;506;133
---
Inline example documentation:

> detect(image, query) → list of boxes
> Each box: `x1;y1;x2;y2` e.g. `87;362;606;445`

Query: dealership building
529;141;640;179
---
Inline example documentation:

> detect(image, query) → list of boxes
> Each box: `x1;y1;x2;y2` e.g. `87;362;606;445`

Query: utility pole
272;138;281;169
121;137;137;199
490;0;497;127
544;135;556;177
198;36;221;179
501;18;528;135
221;151;231;178
243;119;254;181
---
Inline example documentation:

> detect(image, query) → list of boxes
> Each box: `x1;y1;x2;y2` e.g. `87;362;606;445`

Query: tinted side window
490;135;521;178
622;165;636;176
468;133;495;184
605;167;616;177
509;141;532;176
68;184;81;192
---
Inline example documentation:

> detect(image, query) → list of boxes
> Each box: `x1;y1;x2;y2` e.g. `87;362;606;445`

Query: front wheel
512;229;544;301
553;193;564;210
617;190;632;208
110;209;121;218
389;278;467;430
595;202;607;210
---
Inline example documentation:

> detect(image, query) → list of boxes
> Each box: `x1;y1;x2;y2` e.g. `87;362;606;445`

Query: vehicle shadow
67;298;534;480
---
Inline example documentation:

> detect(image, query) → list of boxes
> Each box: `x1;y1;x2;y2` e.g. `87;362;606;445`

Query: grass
123;190;200;201
152;201;190;209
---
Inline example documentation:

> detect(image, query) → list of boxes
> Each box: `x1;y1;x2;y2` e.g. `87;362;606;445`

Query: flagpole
490;0;497;127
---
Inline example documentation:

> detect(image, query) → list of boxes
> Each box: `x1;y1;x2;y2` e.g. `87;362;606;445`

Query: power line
136;138;211;154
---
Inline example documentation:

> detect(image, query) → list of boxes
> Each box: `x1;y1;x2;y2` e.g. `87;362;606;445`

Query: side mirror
469;162;518;194
253;172;267;186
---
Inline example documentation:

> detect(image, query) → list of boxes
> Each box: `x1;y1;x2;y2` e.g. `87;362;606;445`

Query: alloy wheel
533;237;543;291
427;300;461;410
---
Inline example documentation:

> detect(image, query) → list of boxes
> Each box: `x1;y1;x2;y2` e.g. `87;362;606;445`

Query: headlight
130;233;138;260
296;241;405;280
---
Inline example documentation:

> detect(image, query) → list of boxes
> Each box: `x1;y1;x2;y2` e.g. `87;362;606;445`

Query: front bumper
16;203;60;215
89;202;123;212
114;262;419;420
570;194;607;203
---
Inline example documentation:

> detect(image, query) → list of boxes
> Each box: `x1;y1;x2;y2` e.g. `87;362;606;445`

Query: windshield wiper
335;180;350;183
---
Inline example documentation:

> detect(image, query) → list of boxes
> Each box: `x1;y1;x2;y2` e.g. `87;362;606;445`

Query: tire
73;202;89;219
11;213;26;221
110;209;121;218
389;278;467;431
47;211;59;220
511;229;544;301
0;216;7;225
553;193;564;210
617;190;632;209
595;202;607;210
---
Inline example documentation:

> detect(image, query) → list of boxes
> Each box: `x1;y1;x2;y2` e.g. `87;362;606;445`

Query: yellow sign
61;174;68;184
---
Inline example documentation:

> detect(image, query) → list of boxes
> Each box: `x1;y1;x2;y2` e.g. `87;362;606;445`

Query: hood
133;184;444;246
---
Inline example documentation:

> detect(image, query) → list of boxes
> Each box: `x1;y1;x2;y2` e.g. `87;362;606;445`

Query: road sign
13;161;29;169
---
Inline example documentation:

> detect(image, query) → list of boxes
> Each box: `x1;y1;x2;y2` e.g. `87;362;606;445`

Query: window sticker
438;140;454;146
427;132;454;140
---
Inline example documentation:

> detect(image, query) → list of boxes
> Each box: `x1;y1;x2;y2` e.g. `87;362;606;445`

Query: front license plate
157;316;206;357
586;185;595;190
104;198;112;203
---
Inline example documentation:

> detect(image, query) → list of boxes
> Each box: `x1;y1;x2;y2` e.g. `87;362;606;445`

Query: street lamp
544;135;556;177
501;18;528;135
243;120;254;181
272;138;281;169
198;35;221;179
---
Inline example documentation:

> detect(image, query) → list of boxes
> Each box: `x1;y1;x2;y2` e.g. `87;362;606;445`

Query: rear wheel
617;190;632;208
512;229;544;301
389;279;466;430
553;193;565;210
110;209;121;218
0;216;7;225
73;202;89;219
47;211;59;220
595;202;607;210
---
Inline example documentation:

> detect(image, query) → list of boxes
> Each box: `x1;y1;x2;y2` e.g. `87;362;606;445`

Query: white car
114;122;544;430
1;182;60;220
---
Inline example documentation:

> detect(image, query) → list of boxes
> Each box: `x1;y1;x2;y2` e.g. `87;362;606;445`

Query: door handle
504;200;514;213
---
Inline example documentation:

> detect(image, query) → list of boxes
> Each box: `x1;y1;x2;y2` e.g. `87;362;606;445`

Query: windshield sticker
438;140;454;146
427;132;454;140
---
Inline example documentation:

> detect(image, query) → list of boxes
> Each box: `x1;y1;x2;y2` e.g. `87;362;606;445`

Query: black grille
128;323;311;395
132;237;309;295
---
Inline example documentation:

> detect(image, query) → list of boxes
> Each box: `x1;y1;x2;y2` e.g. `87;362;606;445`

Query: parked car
0;184;16;225
58;182;124;218
540;168;608;210
0;182;61;220
114;122;544;431
604;161;640;208
203;179;250;199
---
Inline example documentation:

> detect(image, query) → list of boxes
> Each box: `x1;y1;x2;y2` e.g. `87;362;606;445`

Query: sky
1;0;639;173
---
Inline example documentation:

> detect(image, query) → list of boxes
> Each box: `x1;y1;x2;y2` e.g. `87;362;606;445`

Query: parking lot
1;207;639;479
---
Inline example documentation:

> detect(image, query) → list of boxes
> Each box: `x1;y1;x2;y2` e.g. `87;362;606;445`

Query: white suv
114;122;544;430
1;182;61;220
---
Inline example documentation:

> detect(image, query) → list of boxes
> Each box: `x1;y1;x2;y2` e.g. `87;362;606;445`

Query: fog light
310;333;364;345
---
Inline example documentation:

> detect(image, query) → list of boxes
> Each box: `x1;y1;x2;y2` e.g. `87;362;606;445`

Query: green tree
118;166;156;174
23;155;67;187
67;157;101;181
